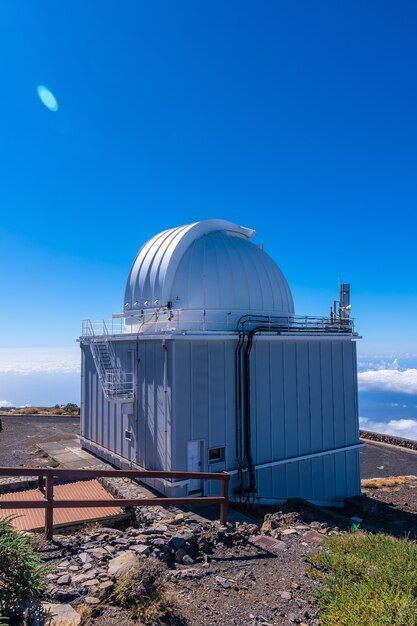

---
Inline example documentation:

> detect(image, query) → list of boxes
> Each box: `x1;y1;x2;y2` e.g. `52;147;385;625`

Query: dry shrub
111;558;180;624
361;476;414;489
84;521;101;535
77;604;94;625
9;404;79;416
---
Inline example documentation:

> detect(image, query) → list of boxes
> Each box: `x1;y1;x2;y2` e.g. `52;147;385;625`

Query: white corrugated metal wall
249;338;360;502
81;334;360;504
169;336;360;503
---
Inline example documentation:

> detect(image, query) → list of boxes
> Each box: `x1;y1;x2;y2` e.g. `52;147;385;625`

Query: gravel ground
360;438;417;480
360;478;417;524
0;414;80;467
165;525;325;626
28;485;417;626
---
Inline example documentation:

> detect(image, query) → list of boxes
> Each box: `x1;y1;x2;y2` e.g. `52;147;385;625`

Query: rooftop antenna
339;283;351;320
329;280;351;323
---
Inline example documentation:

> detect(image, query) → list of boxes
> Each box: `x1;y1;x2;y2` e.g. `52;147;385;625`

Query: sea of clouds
358;352;417;395
0;347;80;407
357;352;417;440
0;348;80;375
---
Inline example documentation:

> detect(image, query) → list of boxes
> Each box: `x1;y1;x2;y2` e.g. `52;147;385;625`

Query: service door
187;440;203;494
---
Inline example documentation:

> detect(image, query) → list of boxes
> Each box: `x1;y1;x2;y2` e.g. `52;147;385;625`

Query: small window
125;430;132;440
208;447;225;463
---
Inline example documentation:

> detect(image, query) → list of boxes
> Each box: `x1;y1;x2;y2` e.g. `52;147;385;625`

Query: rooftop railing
82;318;127;337
81;310;355;338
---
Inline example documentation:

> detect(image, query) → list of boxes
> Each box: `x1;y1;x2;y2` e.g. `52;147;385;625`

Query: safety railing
82;311;355;337
0;467;230;540
82;319;127;337
236;313;355;334
104;372;135;398
82;319;134;399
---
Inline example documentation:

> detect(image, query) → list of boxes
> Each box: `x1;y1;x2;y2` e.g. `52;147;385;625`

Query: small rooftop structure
80;219;361;506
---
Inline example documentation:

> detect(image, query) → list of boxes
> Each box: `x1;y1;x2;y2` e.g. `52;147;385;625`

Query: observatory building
80;219;361;505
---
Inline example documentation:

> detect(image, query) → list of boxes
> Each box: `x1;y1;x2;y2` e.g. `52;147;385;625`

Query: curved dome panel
124;219;294;317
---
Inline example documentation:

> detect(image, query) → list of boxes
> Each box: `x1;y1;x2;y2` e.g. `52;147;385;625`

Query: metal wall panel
320;342;336;450
208;343;227;449
283;342;298;458
191;343;210;442
308;342;324;452
171;342;192;471
296;342;311;456
253;341;267;465
135;340;167;470
331;341;346;448
81;341;140;464
249;338;360;503
171;340;236;479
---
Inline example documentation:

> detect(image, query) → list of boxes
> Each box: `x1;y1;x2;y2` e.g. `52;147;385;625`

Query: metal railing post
220;473;230;525
45;472;54;540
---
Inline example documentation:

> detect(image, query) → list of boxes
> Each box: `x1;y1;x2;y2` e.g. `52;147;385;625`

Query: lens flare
37;85;58;112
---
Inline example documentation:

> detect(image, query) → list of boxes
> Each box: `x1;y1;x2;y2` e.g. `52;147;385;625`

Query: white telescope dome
124;219;294;332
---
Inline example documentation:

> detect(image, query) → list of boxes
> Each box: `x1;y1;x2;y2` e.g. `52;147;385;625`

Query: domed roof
124;219;294;318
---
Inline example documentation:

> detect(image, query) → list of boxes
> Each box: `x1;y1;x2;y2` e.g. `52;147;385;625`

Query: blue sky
0;1;416;411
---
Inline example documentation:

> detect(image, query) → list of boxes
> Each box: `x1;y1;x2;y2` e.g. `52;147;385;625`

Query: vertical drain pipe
163;340;168;472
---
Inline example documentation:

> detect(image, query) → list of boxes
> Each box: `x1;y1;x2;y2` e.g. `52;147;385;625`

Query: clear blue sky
0;0;416;353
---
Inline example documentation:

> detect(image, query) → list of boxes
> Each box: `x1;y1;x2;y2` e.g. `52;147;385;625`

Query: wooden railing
0;467;230;539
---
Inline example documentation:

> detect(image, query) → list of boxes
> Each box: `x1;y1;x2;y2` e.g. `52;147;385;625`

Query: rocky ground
4;474;412;626
0;469;407;626
3;420;417;625
28;477;417;626
32;502;341;626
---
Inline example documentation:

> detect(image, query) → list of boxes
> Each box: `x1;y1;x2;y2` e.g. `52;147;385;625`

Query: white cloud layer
0;348;80;375
358;357;401;371
358;368;417;395
360;416;417;441
0;400;13;408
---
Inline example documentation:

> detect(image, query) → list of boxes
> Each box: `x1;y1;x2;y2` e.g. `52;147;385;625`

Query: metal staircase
82;320;134;401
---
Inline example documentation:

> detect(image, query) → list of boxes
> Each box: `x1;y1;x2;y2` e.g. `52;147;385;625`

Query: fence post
220;473;230;525
45;473;54;540
38;474;45;493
